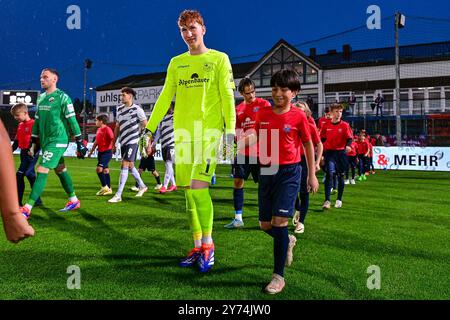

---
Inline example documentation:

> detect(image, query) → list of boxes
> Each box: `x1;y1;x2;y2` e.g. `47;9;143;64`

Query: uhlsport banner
373;147;450;172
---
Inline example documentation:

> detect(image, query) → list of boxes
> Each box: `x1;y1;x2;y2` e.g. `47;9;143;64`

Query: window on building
250;46;318;87
429;90;441;113
305;65;318;83
99;106;108;113
412;90;425;114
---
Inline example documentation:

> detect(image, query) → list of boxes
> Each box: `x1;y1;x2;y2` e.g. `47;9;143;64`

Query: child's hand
307;175;319;194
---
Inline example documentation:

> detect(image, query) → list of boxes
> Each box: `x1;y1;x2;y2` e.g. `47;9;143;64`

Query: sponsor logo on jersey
49;97;55;102
178;73;210;87
253;107;259;113
178;65;190;68
39;105;51;111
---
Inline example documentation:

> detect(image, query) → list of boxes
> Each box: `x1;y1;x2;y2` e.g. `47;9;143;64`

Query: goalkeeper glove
75;136;88;159
224;133;236;162
138;129;153;159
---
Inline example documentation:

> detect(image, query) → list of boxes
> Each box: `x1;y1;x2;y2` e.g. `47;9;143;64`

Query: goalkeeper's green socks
26;172;49;209
190;188;214;244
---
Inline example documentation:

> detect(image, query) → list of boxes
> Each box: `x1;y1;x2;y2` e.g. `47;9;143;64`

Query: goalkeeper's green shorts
175;140;219;187
39;144;66;169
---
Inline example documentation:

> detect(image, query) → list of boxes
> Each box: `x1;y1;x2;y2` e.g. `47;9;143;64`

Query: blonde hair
295;101;312;117
10;103;28;115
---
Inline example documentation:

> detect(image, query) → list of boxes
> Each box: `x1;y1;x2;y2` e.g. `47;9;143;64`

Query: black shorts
97;150;112;168
258;163;301;221
139;156;156;172
232;155;260;183
121;144;138;162
162;146;174;162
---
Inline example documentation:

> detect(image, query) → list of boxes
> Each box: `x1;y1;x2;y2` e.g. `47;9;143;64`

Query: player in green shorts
143;10;236;273
20;68;88;219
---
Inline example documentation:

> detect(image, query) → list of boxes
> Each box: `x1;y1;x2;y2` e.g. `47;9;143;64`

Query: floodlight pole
395;12;402;146
82;64;88;140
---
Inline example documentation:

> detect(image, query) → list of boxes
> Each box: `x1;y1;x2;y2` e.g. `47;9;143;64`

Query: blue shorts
324;150;348;175
299;156;308;194
139;156;156;172
232;155;259;183
258;163;301;221
97;150;112;168
121;144;138;162
18;149;39;176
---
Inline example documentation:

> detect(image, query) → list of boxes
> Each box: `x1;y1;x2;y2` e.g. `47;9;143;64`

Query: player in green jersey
20;68;88;219
144;10;236;273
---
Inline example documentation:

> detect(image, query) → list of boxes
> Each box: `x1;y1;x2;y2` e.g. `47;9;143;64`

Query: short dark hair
324;106;330;114
10;103;28;115
42;68;59;77
238;77;255;93
121;87;136;99
270;69;301;92
96;114;108;124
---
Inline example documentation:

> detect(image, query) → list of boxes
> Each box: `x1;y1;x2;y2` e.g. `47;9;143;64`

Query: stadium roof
96;40;450;91
315;40;450;69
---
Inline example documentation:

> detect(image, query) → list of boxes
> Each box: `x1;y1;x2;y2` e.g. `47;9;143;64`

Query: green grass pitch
0;156;449;300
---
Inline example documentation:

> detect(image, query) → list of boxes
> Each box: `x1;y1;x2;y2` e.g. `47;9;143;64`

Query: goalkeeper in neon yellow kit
144;10;236;273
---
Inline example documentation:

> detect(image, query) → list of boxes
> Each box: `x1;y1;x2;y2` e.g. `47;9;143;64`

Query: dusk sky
1;0;450;100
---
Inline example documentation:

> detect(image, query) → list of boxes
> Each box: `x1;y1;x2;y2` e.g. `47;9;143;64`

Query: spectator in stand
374;93;384;117
347;92;356;116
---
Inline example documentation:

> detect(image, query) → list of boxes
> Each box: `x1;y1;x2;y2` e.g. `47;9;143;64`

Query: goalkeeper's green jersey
146;49;236;142
32;89;82;148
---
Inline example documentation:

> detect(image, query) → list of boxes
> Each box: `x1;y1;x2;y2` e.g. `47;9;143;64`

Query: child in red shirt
88;114;114;195
10;103;42;207
240;69;319;294
321;103;353;209
356;132;371;181
293;102;323;234
345;139;358;185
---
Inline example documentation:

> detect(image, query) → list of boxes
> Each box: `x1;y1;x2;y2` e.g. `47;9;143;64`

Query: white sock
235;213;242;221
69;195;78;202
116;168;129;196
164;161;174;188
25;204;33;211
194;239;202;248
130;167;146;189
202;236;213;245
